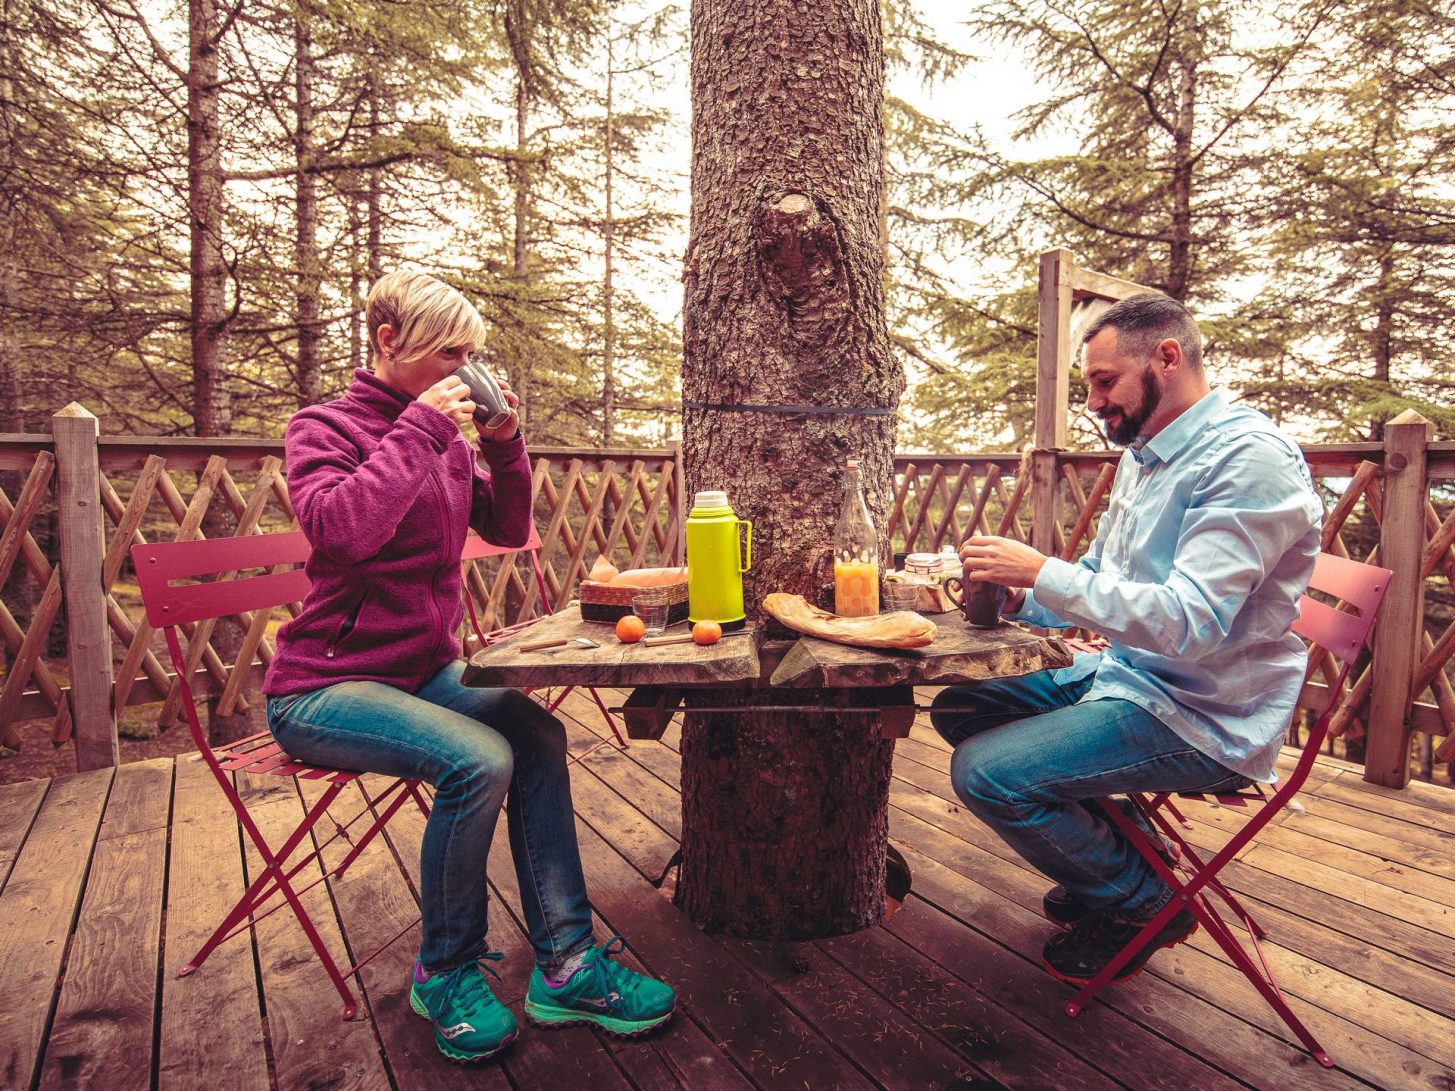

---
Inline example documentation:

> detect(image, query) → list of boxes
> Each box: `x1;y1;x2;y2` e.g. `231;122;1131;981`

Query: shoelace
585;936;642;1008
437;951;505;1016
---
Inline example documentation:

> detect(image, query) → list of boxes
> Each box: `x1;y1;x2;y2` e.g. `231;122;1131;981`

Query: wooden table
464;605;1072;737
466;604;1073;940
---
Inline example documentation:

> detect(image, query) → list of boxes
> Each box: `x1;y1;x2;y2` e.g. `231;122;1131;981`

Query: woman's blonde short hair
366;270;487;366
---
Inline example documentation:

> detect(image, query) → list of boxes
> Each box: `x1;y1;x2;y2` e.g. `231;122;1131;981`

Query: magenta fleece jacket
263;368;533;697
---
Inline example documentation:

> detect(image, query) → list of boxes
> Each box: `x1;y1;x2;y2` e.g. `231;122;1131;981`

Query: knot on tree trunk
754;191;851;350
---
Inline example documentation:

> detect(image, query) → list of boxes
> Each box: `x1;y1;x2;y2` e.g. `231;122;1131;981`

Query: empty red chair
460;525;627;763
1065;551;1392;1068
133;531;431;1019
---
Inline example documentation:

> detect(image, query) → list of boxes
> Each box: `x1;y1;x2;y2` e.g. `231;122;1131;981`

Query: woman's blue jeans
266;660;594;972
930;670;1247;917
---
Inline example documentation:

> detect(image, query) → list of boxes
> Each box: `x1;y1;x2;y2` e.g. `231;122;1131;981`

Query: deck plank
0;767;111;1091
2;691;1453;1091
236;772;392;1090
156;755;268;1091
38;759;172;1091
295;776;511;1091
558;693;1266;1091
0;778;48;893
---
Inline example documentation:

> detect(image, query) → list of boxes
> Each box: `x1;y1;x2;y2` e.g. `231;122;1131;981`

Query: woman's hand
418;376;476;430
476;379;521;443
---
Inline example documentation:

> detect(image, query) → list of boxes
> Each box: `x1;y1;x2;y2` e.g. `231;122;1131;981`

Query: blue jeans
266;660;594;972
930;670;1248;917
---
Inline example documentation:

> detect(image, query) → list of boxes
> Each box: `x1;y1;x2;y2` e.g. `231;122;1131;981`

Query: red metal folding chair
1064;552;1392;1068
133;531;432;1019
460;526;628;764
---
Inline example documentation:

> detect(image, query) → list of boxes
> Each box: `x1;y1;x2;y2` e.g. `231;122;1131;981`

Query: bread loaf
762;593;935;649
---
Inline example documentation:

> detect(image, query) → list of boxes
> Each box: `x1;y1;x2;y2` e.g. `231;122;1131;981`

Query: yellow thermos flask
685;490;752;629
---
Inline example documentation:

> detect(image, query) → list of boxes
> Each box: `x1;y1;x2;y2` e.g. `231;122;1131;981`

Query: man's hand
958;535;1048;590
476;378;521;443
418;376;475;430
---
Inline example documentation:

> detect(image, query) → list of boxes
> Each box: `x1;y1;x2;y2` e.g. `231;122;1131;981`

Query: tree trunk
601;28;616;447
1167;54;1197;301
188;0;246;743
188;0;228;436
1369;249;1395;442
511;71;533;430
294;14;321;406
678;0;901;938
366;80;383;288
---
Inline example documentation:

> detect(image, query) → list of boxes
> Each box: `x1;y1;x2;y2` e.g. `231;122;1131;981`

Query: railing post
52;403;117;770
1032;248;1073;554
1364;409;1431;787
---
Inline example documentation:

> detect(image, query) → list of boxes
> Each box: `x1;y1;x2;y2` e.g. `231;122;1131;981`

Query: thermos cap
692;490;731;510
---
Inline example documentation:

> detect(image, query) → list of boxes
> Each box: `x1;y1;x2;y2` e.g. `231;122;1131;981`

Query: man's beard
1101;366;1160;446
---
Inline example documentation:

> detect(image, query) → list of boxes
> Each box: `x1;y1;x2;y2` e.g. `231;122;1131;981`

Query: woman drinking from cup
263;270;674;1063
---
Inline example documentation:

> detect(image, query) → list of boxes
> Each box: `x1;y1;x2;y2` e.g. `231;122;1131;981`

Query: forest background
3;0;1451;453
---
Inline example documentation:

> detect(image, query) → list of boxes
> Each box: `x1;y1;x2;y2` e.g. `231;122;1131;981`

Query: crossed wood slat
0;453;72;748
461;454;681;632
2;442;1451;772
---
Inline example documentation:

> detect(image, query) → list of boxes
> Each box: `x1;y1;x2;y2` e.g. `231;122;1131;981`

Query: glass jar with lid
903;553;942;586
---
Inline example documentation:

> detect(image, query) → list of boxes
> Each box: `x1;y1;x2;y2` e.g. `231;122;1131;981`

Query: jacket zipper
423;468;451;675
325;590;369;659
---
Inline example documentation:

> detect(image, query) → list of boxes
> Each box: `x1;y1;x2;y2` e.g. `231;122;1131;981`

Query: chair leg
187;779;362;1019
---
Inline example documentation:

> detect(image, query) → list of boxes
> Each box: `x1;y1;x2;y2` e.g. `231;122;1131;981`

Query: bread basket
578;579;690;624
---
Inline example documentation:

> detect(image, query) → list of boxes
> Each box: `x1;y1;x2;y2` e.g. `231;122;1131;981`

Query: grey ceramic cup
454;355;512;430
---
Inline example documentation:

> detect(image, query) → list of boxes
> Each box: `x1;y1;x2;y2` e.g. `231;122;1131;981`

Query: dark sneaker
1044;822;1182;929
409;954;518;1063
1042;906;1198;985
1043;885;1093;928
525;936;675;1038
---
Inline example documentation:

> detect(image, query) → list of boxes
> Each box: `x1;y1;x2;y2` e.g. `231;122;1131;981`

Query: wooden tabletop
768;609;1074;688
464;605;1072;691
461;606;762;688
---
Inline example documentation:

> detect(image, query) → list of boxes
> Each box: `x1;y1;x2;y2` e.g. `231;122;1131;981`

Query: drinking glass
883;582;920;613
631;588;671;635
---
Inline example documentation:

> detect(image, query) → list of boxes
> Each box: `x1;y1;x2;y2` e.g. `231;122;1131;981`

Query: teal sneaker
409;953;519;1063
524;936;675;1038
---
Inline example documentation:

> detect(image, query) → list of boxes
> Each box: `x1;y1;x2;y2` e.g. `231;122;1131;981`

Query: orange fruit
692;621;723;646
615;614;646;643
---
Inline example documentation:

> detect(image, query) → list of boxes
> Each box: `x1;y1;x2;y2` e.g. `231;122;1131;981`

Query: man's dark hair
1081;293;1203;373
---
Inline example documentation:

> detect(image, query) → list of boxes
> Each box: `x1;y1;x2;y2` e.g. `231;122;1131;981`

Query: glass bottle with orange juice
833;458;879;616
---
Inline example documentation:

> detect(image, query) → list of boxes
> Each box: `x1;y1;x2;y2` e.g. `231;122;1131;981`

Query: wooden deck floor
2;688;1453;1090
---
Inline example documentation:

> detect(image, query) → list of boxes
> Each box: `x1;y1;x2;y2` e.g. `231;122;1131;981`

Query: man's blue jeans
930;670;1248;917
266;660;594;972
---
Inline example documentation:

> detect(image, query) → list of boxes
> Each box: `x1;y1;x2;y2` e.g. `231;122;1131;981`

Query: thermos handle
738;519;753;573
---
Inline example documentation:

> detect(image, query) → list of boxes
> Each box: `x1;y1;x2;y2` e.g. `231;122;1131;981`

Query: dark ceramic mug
943;562;1008;629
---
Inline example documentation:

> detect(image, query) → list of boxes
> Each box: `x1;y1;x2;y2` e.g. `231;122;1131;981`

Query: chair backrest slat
1291;553;1391;668
135;526;546;630
461;523;543;561
133;532;313;627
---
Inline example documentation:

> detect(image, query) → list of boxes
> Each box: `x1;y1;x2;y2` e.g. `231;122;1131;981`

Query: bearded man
932;293;1322;985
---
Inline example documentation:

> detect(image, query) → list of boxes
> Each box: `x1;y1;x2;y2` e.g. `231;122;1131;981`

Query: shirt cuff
1033;556;1080;618
477;428;526;465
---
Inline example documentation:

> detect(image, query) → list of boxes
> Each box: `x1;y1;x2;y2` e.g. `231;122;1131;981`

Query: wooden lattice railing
2;410;1452;786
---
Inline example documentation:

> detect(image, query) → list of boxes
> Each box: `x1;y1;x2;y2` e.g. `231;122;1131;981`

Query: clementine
692;621;723;646
615;614;646;643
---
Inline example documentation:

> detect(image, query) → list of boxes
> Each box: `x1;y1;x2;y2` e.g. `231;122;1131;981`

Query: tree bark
294;13;321;406
679;0;901;938
188;0;229;436
601;28;616;447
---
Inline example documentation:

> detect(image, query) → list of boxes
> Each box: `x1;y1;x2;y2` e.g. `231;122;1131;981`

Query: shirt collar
1132;388;1232;467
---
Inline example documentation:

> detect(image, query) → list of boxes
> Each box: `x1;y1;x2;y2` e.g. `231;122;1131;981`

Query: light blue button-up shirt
1012;388;1323;781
